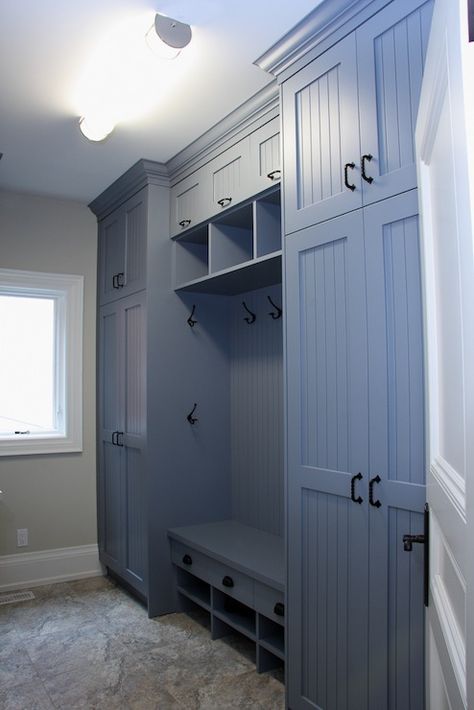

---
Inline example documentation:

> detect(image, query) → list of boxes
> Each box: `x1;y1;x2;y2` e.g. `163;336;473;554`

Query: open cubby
254;190;282;257
174;224;209;284
212;589;257;640
176;568;211;610
173;186;281;293
258;614;285;660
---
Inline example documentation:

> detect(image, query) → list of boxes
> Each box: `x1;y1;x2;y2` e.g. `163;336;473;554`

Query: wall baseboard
0;544;104;592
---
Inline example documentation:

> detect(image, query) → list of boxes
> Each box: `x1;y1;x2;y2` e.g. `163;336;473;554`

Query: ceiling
0;0;318;204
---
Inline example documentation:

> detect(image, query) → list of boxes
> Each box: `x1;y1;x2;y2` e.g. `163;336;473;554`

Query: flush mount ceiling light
79;115;115;142
145;13;192;60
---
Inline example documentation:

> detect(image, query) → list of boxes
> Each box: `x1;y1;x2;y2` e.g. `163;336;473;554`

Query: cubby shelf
173;186;282;295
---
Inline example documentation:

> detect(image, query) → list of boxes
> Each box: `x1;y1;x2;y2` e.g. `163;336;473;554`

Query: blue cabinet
285;190;425;708
282;0;433;234
98;291;147;595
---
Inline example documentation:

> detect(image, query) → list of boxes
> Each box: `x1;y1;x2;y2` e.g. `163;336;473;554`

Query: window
0;269;83;456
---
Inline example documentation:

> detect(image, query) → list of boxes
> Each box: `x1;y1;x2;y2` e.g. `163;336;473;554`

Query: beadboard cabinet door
98;291;147;595
364;191;426;710
98;190;147;305
248;117;281;196
170;168;207;237
204;137;251;218
357;0;433;206
282;33;362;234
285;210;370;710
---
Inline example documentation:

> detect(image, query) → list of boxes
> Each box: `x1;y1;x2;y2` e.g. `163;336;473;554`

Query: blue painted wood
282;32;362;234
357;0;433;205
98;189;147;305
230;284;283;536
364;191;425;709
285;210;370;709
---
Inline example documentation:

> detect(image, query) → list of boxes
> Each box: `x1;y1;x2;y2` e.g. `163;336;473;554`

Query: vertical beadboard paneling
125;446;146;582
383;215;424;485
301;489;350;709
102;311;118;432
374;3;432;177
295;64;342;210
230;284;283;536
103;441;122;564
176;180;199;223
259;133;280;178
213;158;241;202
125;197;146;286
124;300;146;436
301;238;349;471
387;508;425;710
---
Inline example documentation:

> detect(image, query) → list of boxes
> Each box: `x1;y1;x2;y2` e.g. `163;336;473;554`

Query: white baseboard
0;544;104;592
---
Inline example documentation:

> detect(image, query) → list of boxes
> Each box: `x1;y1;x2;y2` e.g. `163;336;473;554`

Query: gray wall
0;189;97;555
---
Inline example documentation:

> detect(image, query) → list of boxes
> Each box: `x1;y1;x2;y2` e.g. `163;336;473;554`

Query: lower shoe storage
169;520;285;673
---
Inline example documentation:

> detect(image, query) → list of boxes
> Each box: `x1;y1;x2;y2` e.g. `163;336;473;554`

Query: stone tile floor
0;576;285;709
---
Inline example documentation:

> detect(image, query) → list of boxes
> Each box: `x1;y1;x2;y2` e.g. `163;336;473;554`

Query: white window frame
0;268;83;456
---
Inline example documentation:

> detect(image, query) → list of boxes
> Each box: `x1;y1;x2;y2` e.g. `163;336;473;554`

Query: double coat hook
187;304;197;328
242;301;256;324
267;296;282;319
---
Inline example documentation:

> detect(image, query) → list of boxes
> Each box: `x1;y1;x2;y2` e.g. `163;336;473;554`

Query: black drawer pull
112;274;119;289
217;197;232;208
182;554;192;566
350;472;363;504
222;575;234;588
273;602;285;617
179;219;191;228
361;154;374;184
344;162;356;191
116;272;125;288
267;169;281;181
111;431;118;445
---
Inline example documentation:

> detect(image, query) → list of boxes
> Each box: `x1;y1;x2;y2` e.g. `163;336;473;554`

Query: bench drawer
170;540;216;585
255;581;285;625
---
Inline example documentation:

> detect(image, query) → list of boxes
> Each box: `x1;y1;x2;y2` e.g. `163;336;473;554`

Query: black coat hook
187;403;198;425
267;296;282;320
187;304;197;328
242;301;256;324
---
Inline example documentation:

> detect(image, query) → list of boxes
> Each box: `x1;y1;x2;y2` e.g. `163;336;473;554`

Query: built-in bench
168;520;285;672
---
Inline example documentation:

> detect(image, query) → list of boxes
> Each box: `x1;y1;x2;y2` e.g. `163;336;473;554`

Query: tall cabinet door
357;0;433;205
98;301;124;575
285;211;370;710
364;191;426;710
282;33;361;235
121;291;147;594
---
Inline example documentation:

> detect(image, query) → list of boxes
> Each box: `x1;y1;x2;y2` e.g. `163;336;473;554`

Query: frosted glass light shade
79;116;115;142
145;13;192;60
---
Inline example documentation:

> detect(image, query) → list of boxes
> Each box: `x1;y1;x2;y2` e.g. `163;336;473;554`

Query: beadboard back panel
230;284;284;536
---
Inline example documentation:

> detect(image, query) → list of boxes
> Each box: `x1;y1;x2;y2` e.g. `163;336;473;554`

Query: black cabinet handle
273;602;285;617
217;197;232;208
267;170;281;181
344;162;356;191
116;432;124;447
361;154;374;184
369;475;382;507
112;274;119;289
403;504;430;607
182;554;192;566
350;472;363;504
111;431;118;445
116;272;125;288
179;219;191;228
222;575;234;588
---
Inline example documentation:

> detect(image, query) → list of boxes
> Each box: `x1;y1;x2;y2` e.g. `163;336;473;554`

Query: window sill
0;434;83;457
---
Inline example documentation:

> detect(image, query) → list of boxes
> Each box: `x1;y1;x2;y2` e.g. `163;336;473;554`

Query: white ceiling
0;0;318;204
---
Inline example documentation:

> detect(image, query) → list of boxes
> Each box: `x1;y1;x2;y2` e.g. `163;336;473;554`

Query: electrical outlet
17;528;28;547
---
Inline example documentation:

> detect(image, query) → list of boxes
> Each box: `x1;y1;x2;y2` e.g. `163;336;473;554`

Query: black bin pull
222;575;234;588
273;602;285;617
182;554;192;566
217;197;232;208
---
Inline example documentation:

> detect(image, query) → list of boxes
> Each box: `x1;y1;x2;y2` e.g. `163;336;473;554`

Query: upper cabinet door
357;0;433;205
170;169;206;237
248;117;281;196
282;33;362;234
205;137;251;218
98;189;147;305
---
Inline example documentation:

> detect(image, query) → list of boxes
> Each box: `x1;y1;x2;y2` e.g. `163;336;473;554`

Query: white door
416;0;474;707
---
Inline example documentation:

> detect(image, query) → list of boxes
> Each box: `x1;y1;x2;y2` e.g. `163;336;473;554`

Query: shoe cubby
209;203;254;273
174;224;209;285
254;189;282;257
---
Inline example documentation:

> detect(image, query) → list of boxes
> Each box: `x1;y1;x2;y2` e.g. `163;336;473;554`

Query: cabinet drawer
210;561;254;607
170;541;216;585
255;582;285;625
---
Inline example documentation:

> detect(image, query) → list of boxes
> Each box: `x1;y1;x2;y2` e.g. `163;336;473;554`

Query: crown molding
255;0;391;82
89;159;169;219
